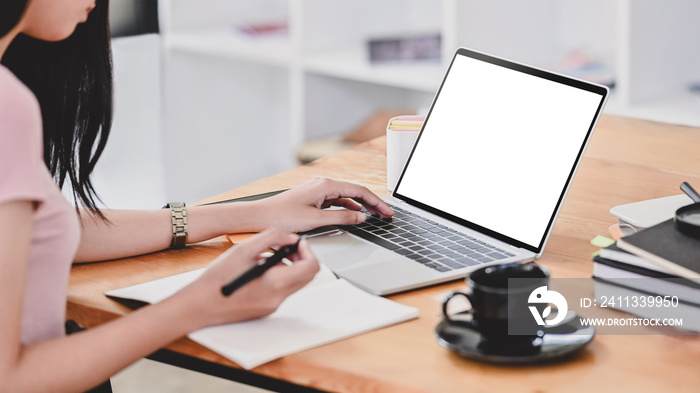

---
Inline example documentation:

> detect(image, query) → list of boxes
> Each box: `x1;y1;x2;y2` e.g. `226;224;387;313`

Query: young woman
0;1;393;392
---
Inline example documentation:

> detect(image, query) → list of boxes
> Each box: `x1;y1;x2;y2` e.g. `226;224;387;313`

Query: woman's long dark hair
1;0;113;220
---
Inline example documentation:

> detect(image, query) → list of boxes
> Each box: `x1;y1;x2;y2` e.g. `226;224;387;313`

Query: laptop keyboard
344;204;515;272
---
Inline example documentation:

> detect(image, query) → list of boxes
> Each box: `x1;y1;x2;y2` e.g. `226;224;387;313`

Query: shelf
164;29;292;67
158;0;700;204
303;44;446;93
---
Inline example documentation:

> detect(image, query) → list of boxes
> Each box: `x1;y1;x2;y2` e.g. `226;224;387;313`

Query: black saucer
435;311;594;364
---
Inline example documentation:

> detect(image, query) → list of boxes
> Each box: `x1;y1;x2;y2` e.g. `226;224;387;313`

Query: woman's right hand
173;229;320;330
249;177;394;233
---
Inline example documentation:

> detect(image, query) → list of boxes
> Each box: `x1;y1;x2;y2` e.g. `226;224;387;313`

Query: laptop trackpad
307;231;387;271
307;232;438;295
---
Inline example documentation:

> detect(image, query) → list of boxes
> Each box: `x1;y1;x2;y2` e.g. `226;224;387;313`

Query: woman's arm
75;200;263;262
1;201;317;393
76;178;393;262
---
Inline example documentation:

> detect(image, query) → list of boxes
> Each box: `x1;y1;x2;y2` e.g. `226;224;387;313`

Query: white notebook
609;194;692;229
105;265;419;370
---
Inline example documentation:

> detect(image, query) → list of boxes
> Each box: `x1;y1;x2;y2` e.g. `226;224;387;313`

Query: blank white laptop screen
395;50;606;251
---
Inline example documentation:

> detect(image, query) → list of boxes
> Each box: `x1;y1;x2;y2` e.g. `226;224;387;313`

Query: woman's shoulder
0;65;42;137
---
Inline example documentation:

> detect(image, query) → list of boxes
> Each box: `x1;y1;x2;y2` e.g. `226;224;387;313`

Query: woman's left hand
251;178;394;232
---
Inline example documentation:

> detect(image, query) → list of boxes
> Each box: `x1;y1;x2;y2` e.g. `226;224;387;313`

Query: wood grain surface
68;114;700;393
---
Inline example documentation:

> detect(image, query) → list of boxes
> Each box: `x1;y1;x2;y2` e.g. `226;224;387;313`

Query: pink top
0;65;81;345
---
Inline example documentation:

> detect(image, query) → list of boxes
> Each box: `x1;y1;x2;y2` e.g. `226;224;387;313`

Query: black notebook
617;219;700;279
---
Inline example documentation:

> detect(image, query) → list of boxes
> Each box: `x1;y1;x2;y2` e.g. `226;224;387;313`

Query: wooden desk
68;114;700;393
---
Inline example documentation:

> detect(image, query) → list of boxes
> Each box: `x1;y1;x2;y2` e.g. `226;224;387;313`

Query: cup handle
442;291;474;322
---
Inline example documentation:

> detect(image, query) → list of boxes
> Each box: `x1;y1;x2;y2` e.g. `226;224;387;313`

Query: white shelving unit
158;0;700;203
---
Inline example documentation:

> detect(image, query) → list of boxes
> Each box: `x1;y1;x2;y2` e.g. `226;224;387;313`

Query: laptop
306;47;609;295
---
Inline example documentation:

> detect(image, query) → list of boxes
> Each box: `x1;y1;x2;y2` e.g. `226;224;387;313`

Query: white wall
91;34;167;210
161;52;293;203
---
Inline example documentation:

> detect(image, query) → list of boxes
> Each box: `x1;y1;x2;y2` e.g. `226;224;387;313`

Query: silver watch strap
165;202;188;249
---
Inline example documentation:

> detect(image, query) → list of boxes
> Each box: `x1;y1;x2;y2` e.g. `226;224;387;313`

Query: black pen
221;237;303;296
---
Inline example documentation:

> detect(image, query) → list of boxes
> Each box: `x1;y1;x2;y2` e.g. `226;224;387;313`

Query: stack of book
593;218;700;332
387;116;424;131
367;34;441;64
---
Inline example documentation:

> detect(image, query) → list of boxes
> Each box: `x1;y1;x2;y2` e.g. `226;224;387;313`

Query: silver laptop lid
393;47;608;255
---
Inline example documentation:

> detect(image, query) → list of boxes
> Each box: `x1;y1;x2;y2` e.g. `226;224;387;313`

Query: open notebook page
105;262;418;369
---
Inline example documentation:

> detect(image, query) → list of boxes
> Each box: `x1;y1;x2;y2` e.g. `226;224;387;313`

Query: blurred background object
110;0;159;37
368;33;441;64
296;109;413;164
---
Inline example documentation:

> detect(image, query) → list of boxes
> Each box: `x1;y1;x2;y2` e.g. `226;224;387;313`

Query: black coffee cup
442;262;549;342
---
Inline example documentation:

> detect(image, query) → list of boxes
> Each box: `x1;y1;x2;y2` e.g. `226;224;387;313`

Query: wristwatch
163;202;188;249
